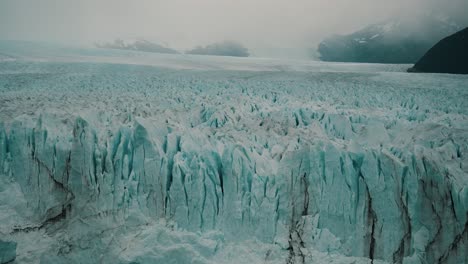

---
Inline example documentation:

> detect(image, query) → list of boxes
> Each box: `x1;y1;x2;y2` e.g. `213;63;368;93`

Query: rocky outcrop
186;41;249;57
96;39;179;54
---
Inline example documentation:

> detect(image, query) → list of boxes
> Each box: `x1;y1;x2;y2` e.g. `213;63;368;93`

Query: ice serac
0;239;16;264
1;111;466;263
0;50;467;263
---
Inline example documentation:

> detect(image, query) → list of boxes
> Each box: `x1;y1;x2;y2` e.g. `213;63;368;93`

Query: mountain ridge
96;38;179;54
318;14;462;63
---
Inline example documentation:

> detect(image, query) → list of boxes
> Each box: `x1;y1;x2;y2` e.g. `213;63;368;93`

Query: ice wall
0;239;17;264
0;52;467;263
1;112;466;263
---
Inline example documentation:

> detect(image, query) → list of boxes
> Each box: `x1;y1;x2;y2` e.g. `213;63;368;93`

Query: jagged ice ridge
0;43;467;263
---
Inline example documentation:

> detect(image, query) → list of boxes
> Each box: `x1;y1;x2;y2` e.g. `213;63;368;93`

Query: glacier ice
0;41;467;263
0;239;17;264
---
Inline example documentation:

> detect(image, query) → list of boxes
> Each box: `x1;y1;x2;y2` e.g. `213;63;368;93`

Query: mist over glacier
1;0;468;59
0;42;467;263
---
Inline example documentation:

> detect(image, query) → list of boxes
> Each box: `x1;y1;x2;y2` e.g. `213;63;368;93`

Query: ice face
0;239;17;264
0;42;467;264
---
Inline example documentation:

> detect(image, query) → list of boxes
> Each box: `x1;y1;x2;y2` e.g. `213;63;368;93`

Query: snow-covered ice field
0;41;467;263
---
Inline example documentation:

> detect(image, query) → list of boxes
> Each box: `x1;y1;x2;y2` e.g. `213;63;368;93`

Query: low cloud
0;0;466;58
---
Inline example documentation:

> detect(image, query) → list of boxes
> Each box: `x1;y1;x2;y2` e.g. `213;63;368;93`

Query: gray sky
1;0;467;58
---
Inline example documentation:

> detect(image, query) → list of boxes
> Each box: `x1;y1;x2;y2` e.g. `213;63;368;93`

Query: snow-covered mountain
318;14;463;63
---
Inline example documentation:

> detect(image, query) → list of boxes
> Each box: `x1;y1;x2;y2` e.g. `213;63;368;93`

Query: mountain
409;27;468;74
318;14;462;63
96;39;179;54
186;41;249;57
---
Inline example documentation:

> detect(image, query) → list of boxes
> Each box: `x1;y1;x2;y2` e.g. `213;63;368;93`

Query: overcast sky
1;0;467;58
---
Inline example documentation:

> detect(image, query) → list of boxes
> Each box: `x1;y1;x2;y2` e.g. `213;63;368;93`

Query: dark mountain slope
409;27;468;74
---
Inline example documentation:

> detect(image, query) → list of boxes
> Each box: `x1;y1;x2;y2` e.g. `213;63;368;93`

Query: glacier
0;41;467;264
